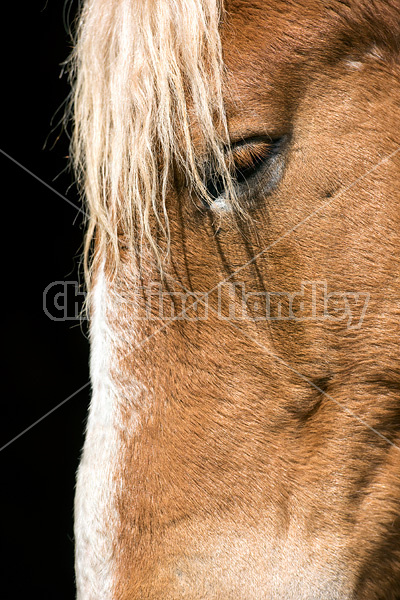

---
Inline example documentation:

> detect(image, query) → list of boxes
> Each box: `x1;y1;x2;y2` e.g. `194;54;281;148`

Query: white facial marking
75;266;120;599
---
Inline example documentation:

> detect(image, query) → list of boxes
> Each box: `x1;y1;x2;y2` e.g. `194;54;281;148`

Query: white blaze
75;266;119;599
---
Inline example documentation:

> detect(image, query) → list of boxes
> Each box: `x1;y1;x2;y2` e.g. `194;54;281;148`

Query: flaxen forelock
69;0;238;283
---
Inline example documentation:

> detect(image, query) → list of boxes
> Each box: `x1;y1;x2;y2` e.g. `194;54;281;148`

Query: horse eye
203;137;283;207
230;140;274;183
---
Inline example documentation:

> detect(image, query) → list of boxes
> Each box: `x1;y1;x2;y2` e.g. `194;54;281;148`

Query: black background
2;2;89;597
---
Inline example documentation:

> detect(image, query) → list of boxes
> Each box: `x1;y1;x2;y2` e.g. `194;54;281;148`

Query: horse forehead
220;0;329;133
221;0;349;73
223;0;325;36
219;1;386;135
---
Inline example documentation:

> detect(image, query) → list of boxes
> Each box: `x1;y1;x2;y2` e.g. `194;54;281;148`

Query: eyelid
229;141;274;171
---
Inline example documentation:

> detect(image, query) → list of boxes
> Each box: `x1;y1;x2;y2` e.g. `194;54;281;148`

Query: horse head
71;1;400;598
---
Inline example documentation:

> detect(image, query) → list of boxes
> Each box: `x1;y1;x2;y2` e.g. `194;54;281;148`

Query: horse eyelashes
230;140;275;182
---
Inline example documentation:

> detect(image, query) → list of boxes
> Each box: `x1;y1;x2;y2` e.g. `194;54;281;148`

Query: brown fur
83;1;400;598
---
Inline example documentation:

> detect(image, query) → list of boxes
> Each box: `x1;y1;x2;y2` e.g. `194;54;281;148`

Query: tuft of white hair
69;0;237;284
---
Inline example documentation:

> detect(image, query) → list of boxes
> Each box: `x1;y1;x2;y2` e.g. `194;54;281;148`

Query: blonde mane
69;0;236;283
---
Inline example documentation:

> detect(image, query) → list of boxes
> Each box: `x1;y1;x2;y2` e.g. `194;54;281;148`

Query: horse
70;0;400;598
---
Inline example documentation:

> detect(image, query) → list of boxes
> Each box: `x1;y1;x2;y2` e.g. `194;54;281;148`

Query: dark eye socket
204;136;284;206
